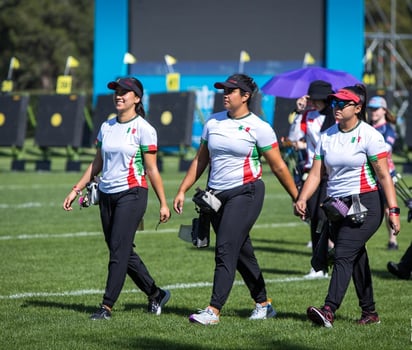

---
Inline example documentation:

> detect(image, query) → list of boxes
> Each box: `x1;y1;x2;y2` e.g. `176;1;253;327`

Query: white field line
0;192;290;209
0;222;304;241
0;276;322;300
0;179;184;191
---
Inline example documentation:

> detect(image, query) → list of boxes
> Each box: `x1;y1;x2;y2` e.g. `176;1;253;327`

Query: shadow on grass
236;308;357;325
20;299;96;313
261;267;307;276
253;238;307;246
236;307;308;322
20;299;207;319
252;238;313;258
254;244;312;257
123;302;201;318
372;268;410;280
20;300;328;349
85;335;315;350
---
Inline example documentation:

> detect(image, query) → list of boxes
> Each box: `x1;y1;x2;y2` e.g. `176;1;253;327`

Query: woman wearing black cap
173;73;299;325
289;80;336;279
295;84;400;327
63;77;171;320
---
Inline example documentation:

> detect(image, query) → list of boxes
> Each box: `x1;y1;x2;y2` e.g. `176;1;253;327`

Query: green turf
1;153;411;350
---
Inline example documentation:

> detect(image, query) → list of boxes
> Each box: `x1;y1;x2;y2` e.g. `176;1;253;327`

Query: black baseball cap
214;75;253;93
107;77;143;97
307;80;333;100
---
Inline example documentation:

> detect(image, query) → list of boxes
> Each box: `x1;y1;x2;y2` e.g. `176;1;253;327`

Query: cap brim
214;82;238;89
309;93;329;100
107;81;119;90
328;89;360;103
107;80;142;97
328;92;351;101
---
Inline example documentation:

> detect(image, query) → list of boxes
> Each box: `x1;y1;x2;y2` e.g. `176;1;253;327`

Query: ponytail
343;84;367;121
131;77;146;118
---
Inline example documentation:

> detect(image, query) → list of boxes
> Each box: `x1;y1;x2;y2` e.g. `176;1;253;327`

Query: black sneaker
148;289;170;315
307;305;334;328
90;305;112;320
387;261;411;280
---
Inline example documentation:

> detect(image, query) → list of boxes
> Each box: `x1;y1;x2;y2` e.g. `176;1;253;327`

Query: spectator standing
367;96;399;250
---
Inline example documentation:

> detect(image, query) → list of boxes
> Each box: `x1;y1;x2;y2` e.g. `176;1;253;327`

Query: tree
0;0;94;93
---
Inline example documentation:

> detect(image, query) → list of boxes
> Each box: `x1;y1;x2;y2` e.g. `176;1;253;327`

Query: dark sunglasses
331;99;356;110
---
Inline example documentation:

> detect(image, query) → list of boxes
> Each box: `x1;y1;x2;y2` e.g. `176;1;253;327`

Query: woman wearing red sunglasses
294;84;400;327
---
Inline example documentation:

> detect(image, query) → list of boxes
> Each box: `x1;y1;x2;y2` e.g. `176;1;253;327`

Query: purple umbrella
261;66;361;98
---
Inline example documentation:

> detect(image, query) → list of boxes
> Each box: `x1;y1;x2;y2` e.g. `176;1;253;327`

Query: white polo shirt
315;121;387;198
202;111;278;190
96;115;158;194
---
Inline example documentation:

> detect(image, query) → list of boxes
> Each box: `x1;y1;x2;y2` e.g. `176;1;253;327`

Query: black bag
320;197;349;222
192;187;222;213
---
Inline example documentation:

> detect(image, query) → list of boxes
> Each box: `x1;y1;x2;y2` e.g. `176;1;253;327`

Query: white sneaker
249;301;277;320
304;268;328;279
189;308;220;325
306;241;313;248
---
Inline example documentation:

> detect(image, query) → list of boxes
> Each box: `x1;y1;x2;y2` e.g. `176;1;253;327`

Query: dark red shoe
358;310;380;325
307;305;334;328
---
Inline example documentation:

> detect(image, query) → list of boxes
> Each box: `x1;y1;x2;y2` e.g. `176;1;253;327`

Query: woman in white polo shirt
173;73;299;325
63;77;171;320
295;84;400;327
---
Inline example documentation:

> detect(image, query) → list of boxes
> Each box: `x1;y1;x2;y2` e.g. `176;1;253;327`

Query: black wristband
388;207;400;215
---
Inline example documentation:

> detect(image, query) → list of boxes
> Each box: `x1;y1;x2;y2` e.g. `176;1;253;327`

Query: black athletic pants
98;187;158;308
209;179;268;311
325;190;383;313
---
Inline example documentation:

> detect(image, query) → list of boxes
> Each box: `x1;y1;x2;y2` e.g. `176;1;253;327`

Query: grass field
1;151;411;350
